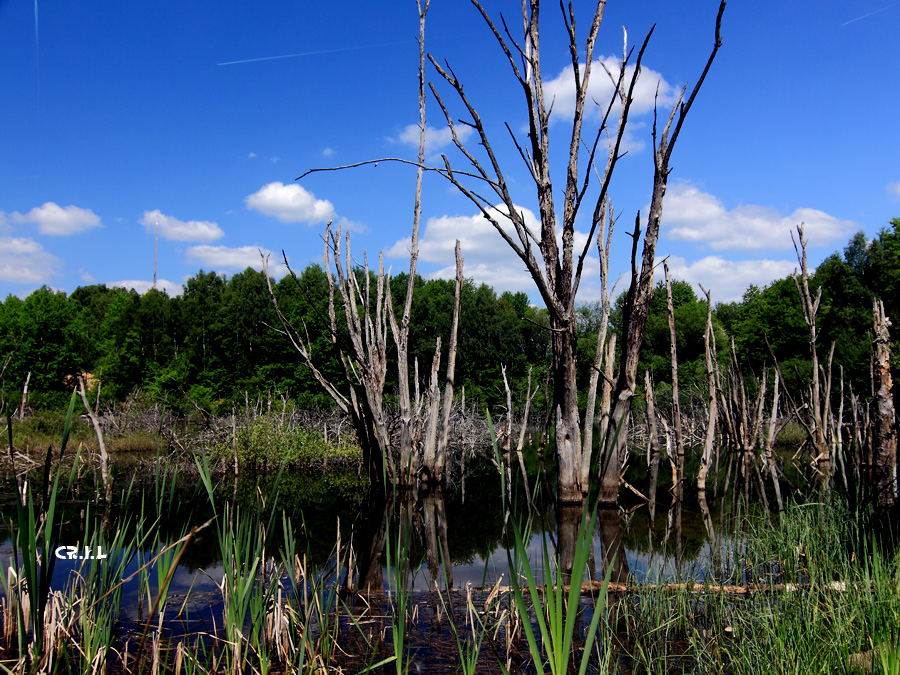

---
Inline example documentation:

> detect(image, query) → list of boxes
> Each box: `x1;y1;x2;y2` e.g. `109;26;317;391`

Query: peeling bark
872;298;896;504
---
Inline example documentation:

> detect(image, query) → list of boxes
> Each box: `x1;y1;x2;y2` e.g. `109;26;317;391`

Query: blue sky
1;0;898;304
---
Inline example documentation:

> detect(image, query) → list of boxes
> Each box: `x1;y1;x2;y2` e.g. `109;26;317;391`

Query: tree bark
645;370;661;521
764;367;784;512
697;285;717;492
792;224;832;479
664;263;685;501
77;376;112;504
872;298;896;504
581;200;616;489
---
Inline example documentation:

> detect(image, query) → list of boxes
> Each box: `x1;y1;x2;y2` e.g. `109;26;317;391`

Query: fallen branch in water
572;579;859;596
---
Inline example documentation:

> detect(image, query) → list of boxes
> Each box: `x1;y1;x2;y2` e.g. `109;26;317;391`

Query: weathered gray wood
430;1;725;504
872;298;896;504
792;224;832;480
664;263;685;501
697;285;717;493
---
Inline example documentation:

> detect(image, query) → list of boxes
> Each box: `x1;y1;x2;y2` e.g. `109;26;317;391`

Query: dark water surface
1;453;743;618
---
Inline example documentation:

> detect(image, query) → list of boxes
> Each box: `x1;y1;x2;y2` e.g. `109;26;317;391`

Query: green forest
2;220;898;419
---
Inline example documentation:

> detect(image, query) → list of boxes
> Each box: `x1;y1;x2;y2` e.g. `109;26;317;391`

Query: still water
1;453;741;623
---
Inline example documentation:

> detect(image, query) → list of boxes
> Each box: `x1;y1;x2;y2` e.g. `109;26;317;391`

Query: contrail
34;0;40;113
33;0;39;68
218;38;414;66
841;2;898;26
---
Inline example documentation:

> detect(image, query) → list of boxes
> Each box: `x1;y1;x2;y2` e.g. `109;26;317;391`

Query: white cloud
662;183;859;251
665;255;799;303
80;271;96;284
109;278;182;297
322;147;334;157
543;56;678;122
270;156;281;164
185;244;287;277
0;237;62;283
888;181;900;197
248;152;257;158
245;181;336;225
12;202;101;235
388;205;567;294
392;123;474;155
140;210;225;243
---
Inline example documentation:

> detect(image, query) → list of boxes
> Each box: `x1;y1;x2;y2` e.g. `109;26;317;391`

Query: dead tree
418;242;463;485
664;263;685;500
645;369;662;519
697;284;717;492
872;298;897;504
597;5;726;505
792;223;833;480
428;0;725;504
392;0;433;486
581;200;617;489
266;0;463;488
77;375;112;504
763;366;784;512
718;340;770;508
266;234;395;485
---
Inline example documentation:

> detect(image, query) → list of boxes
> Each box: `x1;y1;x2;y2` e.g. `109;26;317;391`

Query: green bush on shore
216;414;361;469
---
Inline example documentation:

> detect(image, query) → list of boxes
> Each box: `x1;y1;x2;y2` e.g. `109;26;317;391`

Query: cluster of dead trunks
635;226;897;521
263;0;895;512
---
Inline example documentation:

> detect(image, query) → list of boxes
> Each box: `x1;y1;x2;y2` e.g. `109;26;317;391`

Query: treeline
629;219;900;409
0;267;550;413
1;220;898;416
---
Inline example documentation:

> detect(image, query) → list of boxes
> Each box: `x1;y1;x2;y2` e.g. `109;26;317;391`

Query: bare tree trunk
232;404;238;478
425;0;725;506
598;333;617;461
764;367;784;512
792;224;831;480
508;366;538;507
581;200;616;488
421;339;442;481
872;298;897;504
18;371;30;422
599;10;725;503
421;242;463;486
664;263;685;501
554;322;584;503
645;370;661;521
77;376;112;504
697;285;717;492
834;366;848;492
391;0;431;488
851;389;862;487
434;242;463;482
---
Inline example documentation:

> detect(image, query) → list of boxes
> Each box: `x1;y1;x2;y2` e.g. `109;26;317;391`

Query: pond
2;450;853;674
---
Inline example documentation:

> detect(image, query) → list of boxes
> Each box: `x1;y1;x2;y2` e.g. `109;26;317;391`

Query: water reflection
353;486;388;593
1;461;747;610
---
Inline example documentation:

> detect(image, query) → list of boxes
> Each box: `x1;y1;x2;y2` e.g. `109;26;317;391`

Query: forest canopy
1;220;898;415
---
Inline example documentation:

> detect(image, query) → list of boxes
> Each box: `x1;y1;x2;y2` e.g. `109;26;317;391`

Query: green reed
608;499;900;674
505;507;615;675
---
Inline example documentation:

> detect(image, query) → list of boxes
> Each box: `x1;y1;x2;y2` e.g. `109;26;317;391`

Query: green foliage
220;414;361;468
4;219;899;418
